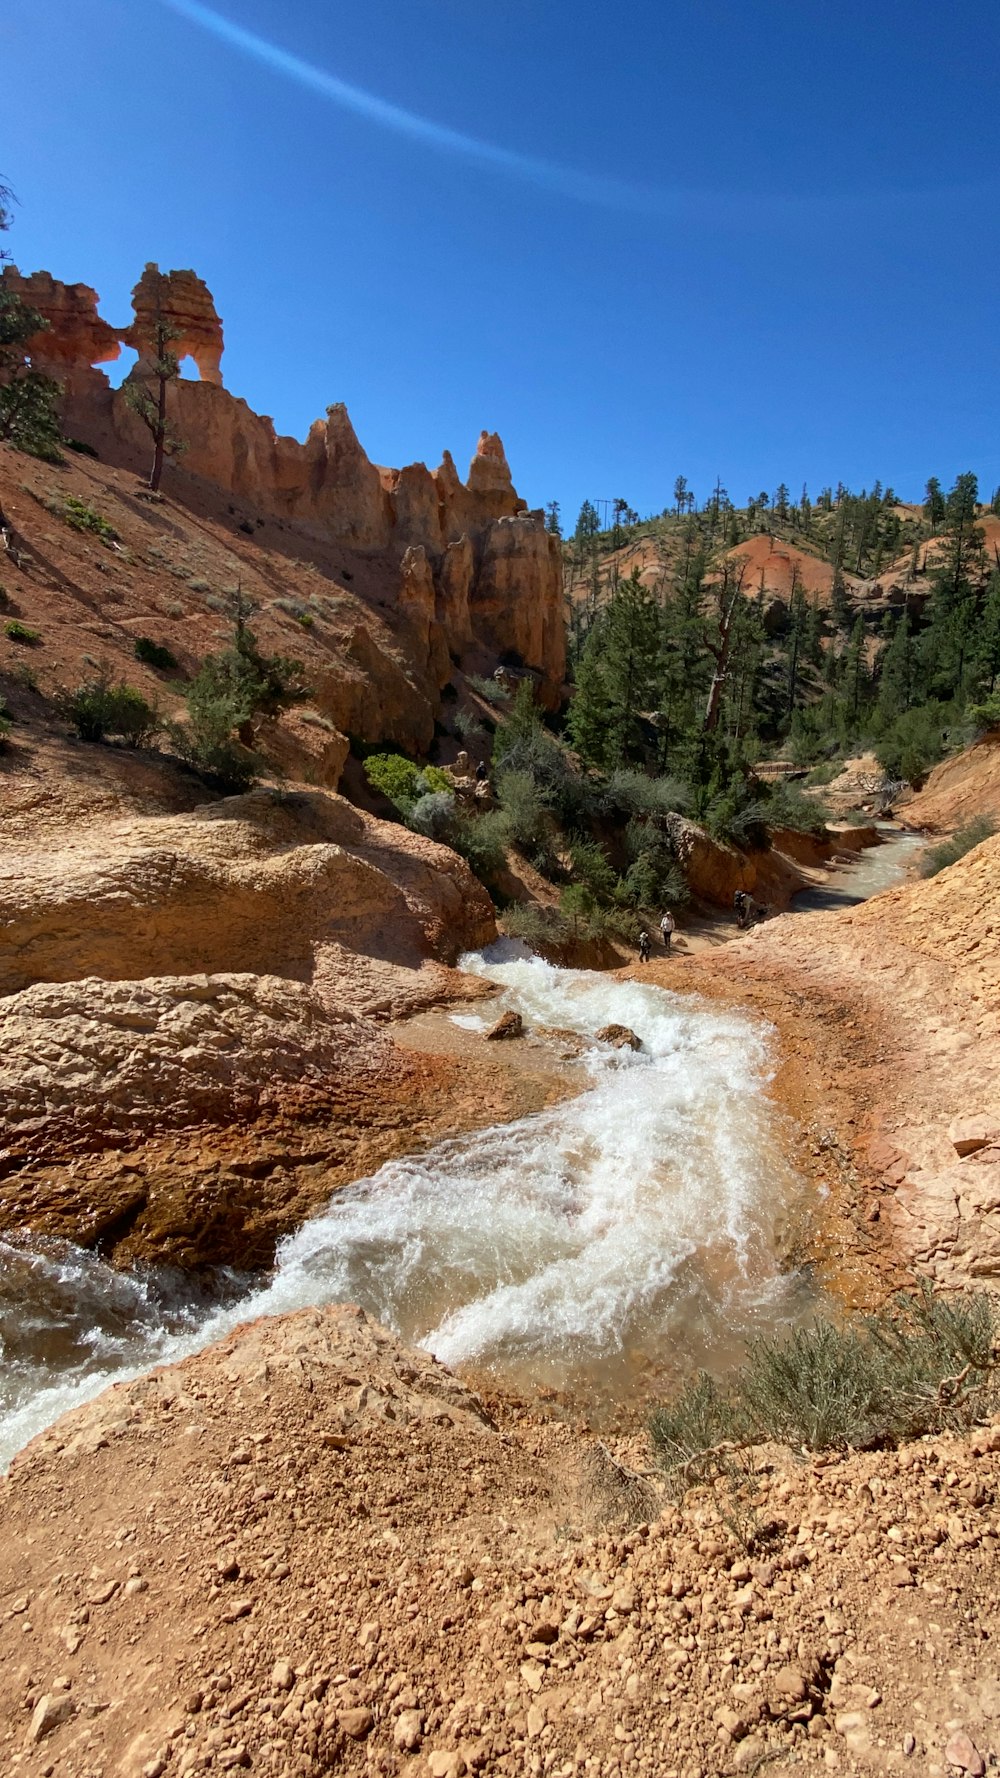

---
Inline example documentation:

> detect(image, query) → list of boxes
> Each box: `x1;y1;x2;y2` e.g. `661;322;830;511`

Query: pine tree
876;614;917;724
920;473;983;701
545;500;561;536
923;477;946;526
0;183;63;459
673;474;689;517
842;616;869;725
122;268;183;491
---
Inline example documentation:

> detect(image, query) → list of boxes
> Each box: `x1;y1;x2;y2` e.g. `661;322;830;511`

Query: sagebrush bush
650;1284;1000;1480
920;816;996;877
466;671;510;704
407;790;457;842
496;768;559;874
599;769;690;821
450;809;509;886
60;672;160;746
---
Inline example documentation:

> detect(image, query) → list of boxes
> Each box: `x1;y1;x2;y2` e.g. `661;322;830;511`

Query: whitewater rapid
0;947;810;1467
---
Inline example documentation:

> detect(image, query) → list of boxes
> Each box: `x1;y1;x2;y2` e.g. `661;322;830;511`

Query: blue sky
4;0;1000;522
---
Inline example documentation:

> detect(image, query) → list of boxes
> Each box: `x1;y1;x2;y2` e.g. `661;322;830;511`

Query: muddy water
792;826;925;913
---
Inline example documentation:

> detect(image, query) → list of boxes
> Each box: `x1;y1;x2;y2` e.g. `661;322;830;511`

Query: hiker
475;759;488;783
659;909;675;951
734;890;750;929
638;929;651;964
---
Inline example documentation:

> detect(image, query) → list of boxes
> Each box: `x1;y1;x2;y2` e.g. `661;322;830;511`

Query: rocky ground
1;1305;998;1778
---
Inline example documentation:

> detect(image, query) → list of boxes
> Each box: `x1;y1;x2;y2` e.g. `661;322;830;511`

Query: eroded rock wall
2;264;565;694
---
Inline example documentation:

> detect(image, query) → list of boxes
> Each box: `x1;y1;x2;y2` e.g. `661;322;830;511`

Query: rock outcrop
126;263;224;385
0;785;495;1000
2;262;566;695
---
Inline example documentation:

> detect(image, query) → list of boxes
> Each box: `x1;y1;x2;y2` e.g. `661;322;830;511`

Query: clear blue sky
5;0;1000;523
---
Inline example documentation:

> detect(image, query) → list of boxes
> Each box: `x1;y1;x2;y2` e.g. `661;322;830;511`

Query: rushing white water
0;948;810;1466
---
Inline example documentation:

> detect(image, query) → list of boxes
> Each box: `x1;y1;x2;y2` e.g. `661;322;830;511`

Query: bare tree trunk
149;368;167;492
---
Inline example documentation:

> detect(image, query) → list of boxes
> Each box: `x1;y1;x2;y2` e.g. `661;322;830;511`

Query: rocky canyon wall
3;263;565;696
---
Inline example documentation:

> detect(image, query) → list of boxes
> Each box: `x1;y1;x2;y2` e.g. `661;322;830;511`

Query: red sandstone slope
904;732;1000;832
0;262;565;722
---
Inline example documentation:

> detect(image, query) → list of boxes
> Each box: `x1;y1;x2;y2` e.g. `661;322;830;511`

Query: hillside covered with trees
560;475;1000;798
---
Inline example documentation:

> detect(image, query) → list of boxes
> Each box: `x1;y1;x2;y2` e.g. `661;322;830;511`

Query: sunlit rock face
0;262;565;696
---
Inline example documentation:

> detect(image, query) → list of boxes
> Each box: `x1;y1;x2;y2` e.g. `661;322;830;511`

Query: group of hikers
637;894;770;962
637;910;674;963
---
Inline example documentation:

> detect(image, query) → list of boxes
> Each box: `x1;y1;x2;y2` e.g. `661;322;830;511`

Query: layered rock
0;785;495;1000
1;262;566;694
125;263;224;384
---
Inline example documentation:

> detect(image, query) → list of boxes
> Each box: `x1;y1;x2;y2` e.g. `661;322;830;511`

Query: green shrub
466;671;510;704
875;702;950;785
63;496;119;544
599;769;690;820
5;619;40;646
452;707;486;746
968;692;1000;731
363;752;421;810
568;836;618;900
60;672;160;746
496;768;559;873
805;761;840;786
451;809;509;887
650;1284;1000;1481
502;902;571;950
920;816;996;877
407;790;457;842
134;636;178;672
0;695;10;747
765;779;831;837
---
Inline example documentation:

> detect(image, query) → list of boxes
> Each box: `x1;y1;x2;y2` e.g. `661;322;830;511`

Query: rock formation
0;262;566;695
125;263;224;385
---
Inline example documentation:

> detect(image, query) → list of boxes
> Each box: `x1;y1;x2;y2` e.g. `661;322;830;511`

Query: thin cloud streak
155;0;994;225
155;0;684;216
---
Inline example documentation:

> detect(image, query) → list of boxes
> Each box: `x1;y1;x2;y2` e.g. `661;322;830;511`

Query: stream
0;831;923;1469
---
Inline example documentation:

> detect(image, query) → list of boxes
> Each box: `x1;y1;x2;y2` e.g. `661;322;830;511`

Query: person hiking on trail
638;929;651;964
734;890;749;929
659;909;675;951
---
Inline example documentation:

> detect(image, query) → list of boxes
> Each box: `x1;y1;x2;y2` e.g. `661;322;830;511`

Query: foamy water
0;948;810;1466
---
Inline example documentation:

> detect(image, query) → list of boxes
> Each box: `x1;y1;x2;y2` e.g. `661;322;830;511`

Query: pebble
945;1733;985;1777
393;1708;424;1751
338;1706;373;1740
271;1660;295;1693
28;1692;75;1743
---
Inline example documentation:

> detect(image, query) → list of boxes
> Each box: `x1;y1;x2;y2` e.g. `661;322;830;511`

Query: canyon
2;265;1000;1778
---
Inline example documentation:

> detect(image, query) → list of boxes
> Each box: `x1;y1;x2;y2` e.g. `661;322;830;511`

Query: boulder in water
485;1009;524;1041
595;1023;642;1051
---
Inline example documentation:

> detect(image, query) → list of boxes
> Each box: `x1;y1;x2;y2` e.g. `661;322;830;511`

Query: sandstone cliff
2;263;565;699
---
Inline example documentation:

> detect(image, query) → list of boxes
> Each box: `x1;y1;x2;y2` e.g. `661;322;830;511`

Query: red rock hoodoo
1;262;565;696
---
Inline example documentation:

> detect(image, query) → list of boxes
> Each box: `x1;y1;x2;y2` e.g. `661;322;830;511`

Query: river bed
0;831;922;1468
